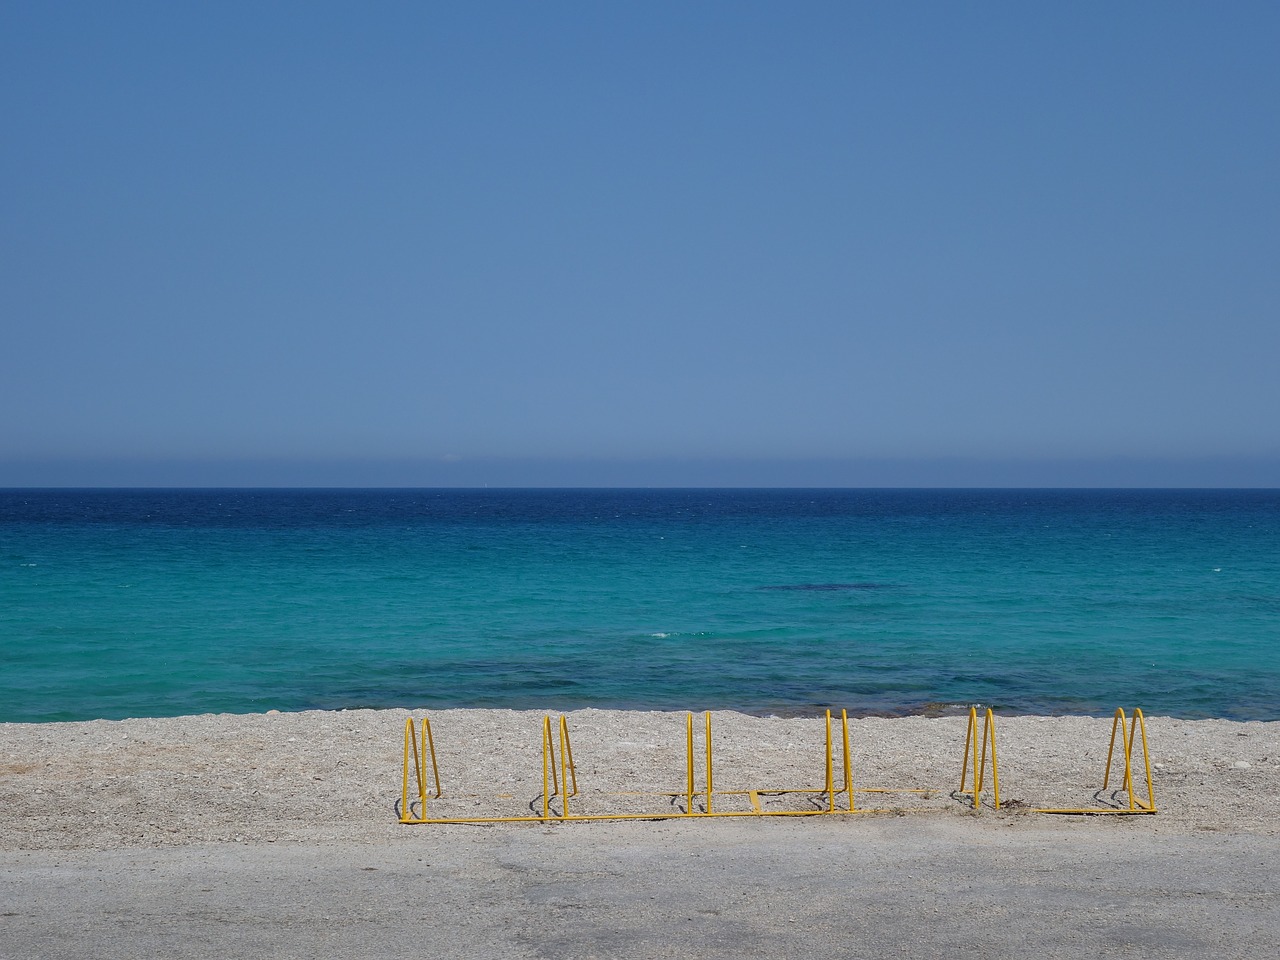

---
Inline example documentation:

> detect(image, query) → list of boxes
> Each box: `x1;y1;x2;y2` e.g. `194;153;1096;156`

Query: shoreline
3;706;1278;850
8;697;1274;726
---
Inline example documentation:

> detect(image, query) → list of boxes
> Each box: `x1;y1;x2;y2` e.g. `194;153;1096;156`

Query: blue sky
2;2;1277;486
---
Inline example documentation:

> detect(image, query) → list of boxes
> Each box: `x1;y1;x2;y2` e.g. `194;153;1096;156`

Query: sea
1;488;1277;724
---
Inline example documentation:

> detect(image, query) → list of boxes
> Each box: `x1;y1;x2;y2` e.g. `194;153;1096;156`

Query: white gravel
3;707;1276;850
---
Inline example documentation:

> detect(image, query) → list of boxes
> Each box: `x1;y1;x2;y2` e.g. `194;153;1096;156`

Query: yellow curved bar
979;709;999;810
842;709;854;812
401;718;416;823
421;717;441;799
541;715;552;819
824;710;835;812
1134;708;1156;812
1103;707;1129;793
559;716;579;798
958;706;977;798
685;713;695;815
704;712;714;814
558;716;571;819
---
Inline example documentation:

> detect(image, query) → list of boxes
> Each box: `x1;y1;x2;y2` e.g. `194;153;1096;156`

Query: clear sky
2;2;1277;486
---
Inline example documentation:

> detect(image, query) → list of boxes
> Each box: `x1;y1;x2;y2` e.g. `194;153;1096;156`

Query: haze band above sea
2;488;1278;724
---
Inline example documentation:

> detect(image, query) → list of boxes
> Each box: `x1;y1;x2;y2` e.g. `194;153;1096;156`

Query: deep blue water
2;488;1277;723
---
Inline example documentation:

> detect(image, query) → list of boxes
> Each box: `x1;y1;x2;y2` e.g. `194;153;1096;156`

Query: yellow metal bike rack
401;713;580;824
400;707;1157;824
399;709;923;824
1035;708;1157;815
955;707;1000;810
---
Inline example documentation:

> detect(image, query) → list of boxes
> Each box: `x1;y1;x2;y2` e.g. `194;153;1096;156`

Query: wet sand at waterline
2;709;1279;958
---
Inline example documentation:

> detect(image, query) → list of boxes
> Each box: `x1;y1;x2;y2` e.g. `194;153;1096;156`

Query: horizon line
3;454;1278;489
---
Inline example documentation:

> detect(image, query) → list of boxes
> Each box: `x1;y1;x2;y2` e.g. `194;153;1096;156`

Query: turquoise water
2;489;1277;722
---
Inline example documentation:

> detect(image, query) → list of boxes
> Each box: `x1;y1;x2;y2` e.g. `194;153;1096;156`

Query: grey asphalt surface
3;817;1277;959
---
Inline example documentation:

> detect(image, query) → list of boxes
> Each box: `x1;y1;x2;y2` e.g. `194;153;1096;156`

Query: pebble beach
3;708;1277;849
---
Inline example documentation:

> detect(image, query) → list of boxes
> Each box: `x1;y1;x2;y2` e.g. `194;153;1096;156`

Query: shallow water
2;488;1277;722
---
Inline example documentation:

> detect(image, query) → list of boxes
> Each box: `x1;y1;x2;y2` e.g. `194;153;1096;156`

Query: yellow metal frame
401;714;441;814
1035;708;1157;815
401;707;1159;823
399;709;924;824
955;707;1000;810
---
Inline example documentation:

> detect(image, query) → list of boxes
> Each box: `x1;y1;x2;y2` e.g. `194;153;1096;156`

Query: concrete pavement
3;817;1277;959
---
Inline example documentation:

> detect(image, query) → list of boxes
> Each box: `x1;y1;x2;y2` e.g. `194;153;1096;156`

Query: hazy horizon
4;454;1278;489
